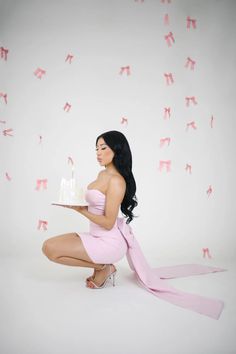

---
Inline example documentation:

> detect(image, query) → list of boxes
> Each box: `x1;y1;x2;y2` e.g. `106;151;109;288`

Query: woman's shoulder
108;174;126;193
100;170;126;187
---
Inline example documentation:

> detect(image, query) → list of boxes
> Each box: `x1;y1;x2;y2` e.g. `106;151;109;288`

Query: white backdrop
1;0;236;262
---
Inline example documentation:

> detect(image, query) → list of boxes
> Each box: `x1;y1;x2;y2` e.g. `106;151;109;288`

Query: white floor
1;255;235;354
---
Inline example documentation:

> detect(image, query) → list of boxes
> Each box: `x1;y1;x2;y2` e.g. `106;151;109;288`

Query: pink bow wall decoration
160;137;171;148
210;115;214;128
37;220;48;231
202;248;212;259
63;102;71;112
35;179;48;190
185;163;192;174
121;117;128;126
185;57;196;70
34;67;46;79
207;185;213;197
164;13;169;25
187;16;197;29
119;66;131;75
163;107;171;119
5;172;11;181
0;46;9;61
186;121;197;131
65;54;74;63
0;92;8;104
0;120;6;124
3;128;13;136
159;160;171;172
164;72;174;85
185;96;197;106
164;31;175;47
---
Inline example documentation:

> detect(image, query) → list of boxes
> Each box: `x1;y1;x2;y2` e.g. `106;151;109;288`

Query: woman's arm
78;176;126;230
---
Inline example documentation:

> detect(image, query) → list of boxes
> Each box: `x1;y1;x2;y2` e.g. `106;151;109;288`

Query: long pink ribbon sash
117;217;226;319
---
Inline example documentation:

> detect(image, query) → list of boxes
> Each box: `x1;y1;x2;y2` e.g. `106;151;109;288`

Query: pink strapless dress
78;189;226;320
78;189;128;264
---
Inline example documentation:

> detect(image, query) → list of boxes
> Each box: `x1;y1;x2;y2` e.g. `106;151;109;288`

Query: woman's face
96;137;114;166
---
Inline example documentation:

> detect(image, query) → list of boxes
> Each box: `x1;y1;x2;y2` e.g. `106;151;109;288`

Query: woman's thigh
42;233;94;263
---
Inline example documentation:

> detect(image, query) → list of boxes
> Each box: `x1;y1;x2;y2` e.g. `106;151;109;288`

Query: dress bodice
85;188;118;235
85;189;106;213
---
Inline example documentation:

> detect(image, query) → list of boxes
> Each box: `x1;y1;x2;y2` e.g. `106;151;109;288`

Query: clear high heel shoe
86;263;116;282
85;263;106;283
86;264;117;289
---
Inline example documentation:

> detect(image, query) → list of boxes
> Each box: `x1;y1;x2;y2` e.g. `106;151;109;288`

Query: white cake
58;177;87;205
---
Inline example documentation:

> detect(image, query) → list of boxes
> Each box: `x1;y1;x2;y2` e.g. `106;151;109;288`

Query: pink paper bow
34;67;46;79
203;248;212;259
160;137;171;148
35;179;48;190
65;54;74;63
159;160;171;172
185;57;196;70
210;115;214;128
185;96;197;106
164;31;175;47
207;185;212;197
38;220;48;231
185;163;192;174
3;128;13;136
121;117;128;126
164;73;174;85
163;107;171;119
0;92;7;104
0;47;9;61
164;13;169;25
119;66;131;75
63;102;71;112
187;16;197;29
186;121;197;131
5;172;11;181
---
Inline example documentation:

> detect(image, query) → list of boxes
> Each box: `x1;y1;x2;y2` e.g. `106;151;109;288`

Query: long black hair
96;130;138;224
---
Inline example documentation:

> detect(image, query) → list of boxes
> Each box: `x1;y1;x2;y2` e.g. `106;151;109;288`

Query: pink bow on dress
117;217;226;319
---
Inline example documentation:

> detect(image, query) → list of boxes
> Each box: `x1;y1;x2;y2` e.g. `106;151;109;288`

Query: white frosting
58;177;86;204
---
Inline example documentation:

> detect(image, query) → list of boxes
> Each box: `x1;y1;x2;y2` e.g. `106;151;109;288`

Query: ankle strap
97;264;107;271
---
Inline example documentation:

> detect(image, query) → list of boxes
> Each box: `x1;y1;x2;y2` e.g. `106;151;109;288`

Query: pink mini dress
78;189;128;264
77;188;226;320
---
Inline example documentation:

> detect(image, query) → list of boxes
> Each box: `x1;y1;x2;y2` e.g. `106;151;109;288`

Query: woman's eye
96;147;106;151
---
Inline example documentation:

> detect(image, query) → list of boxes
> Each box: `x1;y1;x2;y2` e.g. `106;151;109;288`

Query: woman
42;130;138;289
42;130;226;319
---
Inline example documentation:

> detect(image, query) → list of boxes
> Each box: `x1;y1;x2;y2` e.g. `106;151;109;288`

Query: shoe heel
108;265;116;287
111;271;116;286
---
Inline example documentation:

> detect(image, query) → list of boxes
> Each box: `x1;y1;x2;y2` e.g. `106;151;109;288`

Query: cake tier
58;177;86;204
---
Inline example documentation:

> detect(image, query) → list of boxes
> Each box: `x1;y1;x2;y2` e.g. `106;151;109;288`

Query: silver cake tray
51;201;89;206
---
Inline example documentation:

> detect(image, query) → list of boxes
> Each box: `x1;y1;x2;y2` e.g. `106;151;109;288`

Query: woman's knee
42;239;56;259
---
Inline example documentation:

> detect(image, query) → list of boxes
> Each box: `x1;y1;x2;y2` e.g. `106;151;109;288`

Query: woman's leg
42;233;104;270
